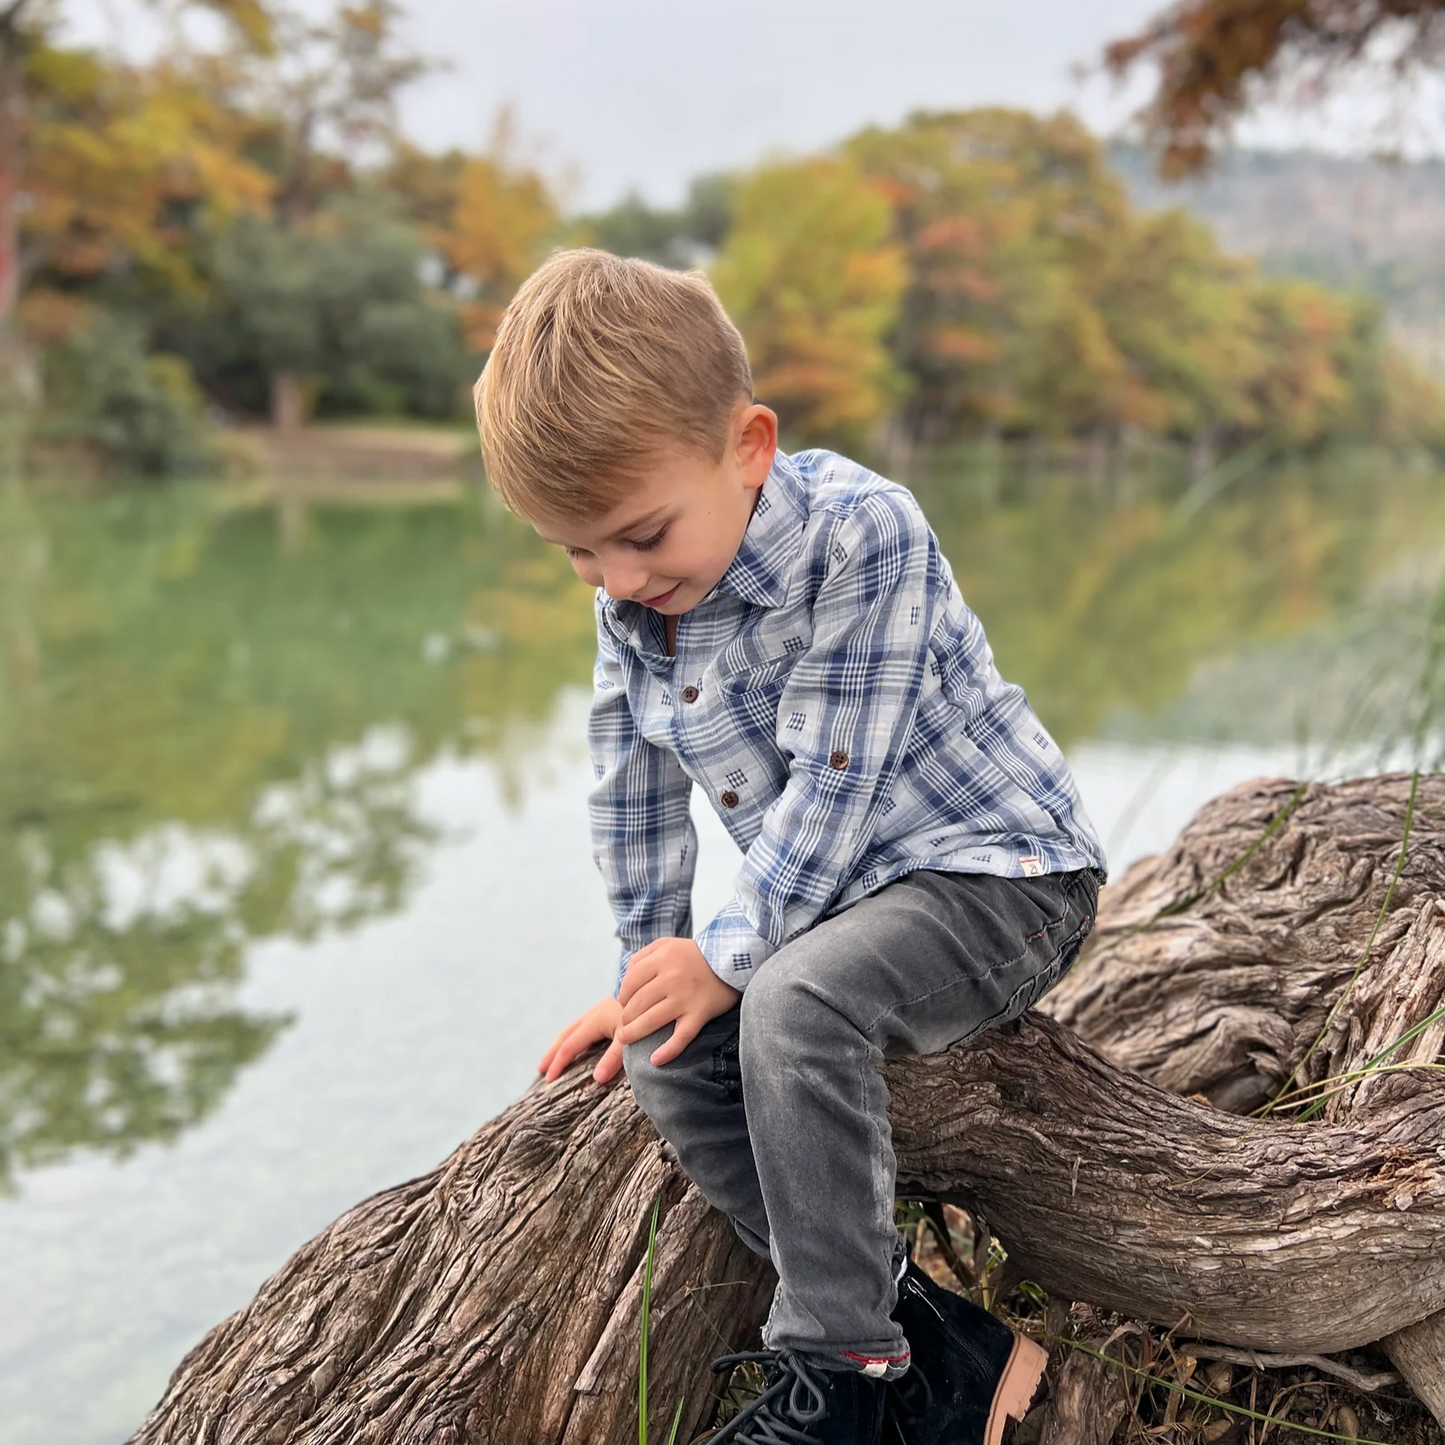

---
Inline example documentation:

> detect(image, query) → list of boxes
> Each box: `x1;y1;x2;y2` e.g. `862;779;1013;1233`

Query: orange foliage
1105;0;1445;175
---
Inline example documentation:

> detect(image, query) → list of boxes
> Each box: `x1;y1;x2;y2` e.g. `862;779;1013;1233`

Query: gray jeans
623;867;1100;1365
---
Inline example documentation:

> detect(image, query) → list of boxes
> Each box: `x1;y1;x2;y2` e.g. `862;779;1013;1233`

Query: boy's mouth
639;584;681;608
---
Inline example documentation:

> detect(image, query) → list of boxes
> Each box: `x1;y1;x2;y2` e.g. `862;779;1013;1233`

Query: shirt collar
599;451;810;652
711;451;809;610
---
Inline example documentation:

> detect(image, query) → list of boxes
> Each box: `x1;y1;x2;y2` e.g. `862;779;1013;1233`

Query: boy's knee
622;1029;678;1119
739;960;824;1058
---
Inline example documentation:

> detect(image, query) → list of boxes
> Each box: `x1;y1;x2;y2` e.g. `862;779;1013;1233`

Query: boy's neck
665;613;679;656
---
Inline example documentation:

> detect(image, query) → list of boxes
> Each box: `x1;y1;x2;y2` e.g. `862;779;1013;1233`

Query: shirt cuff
696;897;777;991
613;949;634;996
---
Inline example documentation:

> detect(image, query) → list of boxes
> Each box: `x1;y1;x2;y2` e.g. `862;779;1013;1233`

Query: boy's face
531;402;778;616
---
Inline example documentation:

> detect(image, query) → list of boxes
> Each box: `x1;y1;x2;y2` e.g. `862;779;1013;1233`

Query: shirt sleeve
587;597;697;991
696;491;935;988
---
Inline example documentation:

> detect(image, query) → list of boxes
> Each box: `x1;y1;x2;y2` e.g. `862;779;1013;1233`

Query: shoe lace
708;1349;831;1444
884;1363;934;1426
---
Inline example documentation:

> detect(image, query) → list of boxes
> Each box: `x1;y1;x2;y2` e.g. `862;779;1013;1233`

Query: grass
901;1204;1441;1445
638;1197;686;1445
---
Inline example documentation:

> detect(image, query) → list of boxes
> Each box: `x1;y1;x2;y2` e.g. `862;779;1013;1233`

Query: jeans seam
885;884;1094;1043
857;872;1088;1035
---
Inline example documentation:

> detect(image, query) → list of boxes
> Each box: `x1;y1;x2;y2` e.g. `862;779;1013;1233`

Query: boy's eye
563;546;589;560
632;527;668;552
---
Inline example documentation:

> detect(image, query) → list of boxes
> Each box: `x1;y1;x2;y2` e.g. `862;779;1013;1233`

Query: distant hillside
1109;145;1445;375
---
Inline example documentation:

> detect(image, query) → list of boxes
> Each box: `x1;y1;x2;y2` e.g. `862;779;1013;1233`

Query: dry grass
904;1204;1441;1445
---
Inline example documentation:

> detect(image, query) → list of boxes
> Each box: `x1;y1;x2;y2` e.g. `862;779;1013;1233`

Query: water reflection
914;449;1445;749
0;481;594;1189
2;451;1444;1187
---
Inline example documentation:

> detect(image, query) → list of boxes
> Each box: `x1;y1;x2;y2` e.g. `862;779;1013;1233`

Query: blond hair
474;249;753;520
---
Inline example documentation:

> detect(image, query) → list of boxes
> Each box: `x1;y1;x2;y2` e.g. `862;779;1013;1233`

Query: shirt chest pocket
709;622;813;696
710;654;796;696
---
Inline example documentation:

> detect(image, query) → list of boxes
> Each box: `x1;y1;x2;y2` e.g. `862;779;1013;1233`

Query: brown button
829;750;850;770
681;685;700;704
720;789;740;809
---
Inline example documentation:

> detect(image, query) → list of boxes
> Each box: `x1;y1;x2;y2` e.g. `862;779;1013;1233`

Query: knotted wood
129;775;1445;1444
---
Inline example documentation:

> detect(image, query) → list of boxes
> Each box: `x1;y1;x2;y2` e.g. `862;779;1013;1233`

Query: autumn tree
436;146;557;353
844;107;1443;451
850;110;1146;443
0;0;272;401
1106;0;1445;175
380;120;560;356
712;155;906;448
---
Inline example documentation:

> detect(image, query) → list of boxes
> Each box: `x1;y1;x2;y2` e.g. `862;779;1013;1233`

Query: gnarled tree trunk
130;775;1445;1444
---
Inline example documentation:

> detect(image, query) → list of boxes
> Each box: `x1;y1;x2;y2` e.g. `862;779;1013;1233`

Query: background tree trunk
129;775;1445;1443
0;1;33;405
271;372;306;432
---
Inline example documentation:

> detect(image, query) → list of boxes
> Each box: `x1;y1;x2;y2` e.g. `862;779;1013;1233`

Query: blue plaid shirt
588;449;1105;991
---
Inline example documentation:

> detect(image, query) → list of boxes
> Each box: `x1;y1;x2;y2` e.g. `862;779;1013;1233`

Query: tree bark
271;371;306;432
129;775;1445;1443
1034;1340;1131;1445
1042;773;1445;1408
0;1;33;403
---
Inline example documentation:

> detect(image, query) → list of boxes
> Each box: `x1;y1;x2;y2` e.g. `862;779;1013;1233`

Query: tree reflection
914;449;1445;748
3;452;1444;1188
0;482;594;1189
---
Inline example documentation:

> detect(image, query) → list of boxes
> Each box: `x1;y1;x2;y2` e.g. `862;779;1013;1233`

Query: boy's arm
696;490;936;988
588;598;698;990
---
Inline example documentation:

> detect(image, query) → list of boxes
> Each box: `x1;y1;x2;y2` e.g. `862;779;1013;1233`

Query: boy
476;250;1106;1445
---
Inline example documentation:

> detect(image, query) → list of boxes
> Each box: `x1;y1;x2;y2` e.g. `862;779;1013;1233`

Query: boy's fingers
649;1014;702;1067
619;979;668;1027
538;1020;574;1074
618;955;657;1006
618;1000;680;1045
593;1035;625;1084
544;1023;594;1081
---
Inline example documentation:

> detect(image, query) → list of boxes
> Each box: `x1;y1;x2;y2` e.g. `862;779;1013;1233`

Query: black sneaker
708;1349;888;1444
885;1262;1047;1445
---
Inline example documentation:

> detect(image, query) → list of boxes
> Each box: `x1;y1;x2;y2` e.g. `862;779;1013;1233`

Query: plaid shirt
588;449;1105;990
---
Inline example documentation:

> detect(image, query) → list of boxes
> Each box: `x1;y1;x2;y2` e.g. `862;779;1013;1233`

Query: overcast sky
62;0;1434;211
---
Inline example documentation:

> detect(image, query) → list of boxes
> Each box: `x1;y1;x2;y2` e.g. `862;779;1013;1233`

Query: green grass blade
639;1197;661;1445
1125;780;1309;943
1060;1339;1405;1445
664;1395;686;1445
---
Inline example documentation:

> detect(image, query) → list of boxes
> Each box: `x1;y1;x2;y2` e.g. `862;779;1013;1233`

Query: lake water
4;451;1445;1443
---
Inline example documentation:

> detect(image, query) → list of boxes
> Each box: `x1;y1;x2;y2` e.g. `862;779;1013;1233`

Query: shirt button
829;750;850;770
720;790;740;809
681;685;700;704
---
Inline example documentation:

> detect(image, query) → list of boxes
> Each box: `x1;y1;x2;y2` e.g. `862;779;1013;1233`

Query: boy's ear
736;403;778;489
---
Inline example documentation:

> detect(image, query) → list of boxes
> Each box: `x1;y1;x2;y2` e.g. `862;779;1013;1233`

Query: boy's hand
539;995;624;1084
618;938;740;1067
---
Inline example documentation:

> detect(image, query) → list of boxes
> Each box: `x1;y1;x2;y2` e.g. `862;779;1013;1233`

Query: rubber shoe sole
984;1333;1048;1445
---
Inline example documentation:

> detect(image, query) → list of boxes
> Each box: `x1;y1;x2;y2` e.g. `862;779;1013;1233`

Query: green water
2;452;1444;1441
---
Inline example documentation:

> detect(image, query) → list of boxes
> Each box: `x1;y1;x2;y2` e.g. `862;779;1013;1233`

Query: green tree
0;0;273;394
576;174;733;269
712;155;905;448
171;196;468;420
41;311;210;475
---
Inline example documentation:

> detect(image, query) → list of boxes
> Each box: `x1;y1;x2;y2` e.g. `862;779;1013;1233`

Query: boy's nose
602;564;650;600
